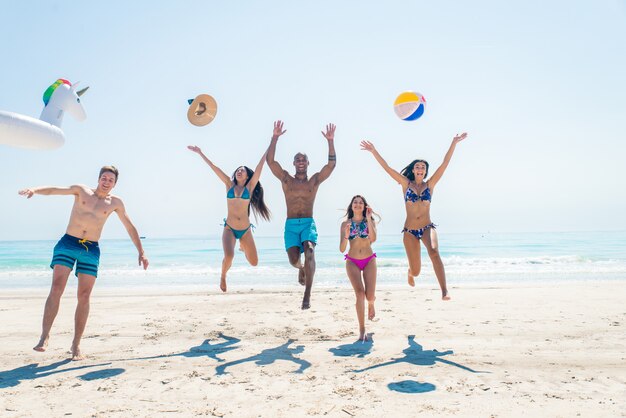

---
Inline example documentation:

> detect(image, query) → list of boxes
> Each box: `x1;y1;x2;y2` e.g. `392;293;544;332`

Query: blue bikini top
348;219;369;240
227;185;250;200
405;184;431;203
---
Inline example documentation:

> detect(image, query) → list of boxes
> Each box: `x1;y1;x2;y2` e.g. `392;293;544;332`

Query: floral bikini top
348;219;369;240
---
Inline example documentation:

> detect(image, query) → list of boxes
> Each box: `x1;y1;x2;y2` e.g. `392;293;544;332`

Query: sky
1;0;625;241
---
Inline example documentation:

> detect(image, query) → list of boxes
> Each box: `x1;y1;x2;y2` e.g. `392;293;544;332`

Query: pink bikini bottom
344;253;377;271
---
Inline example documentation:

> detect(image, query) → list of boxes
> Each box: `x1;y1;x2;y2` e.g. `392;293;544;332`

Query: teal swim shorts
50;234;100;278
284;218;318;253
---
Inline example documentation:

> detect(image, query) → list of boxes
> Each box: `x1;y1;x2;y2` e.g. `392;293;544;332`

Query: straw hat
187;94;217;126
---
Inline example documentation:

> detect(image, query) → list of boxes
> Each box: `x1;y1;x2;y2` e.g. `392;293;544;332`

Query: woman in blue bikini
360;133;467;300
188;145;271;292
339;195;378;341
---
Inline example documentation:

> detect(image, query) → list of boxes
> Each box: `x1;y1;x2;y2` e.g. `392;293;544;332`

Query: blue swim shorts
284;218;318;253
50;234;101;278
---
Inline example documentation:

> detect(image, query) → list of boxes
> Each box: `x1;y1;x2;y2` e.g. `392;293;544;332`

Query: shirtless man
267;120;336;309
19;166;149;360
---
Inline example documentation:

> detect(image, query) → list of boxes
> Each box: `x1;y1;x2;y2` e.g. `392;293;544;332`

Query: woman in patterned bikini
360;133;467;300
188;145;271;292
339;195;379;341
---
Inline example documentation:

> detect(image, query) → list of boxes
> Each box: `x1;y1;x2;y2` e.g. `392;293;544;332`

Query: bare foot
220;276;227;292
442;290;451;301
407;269;415;287
359;331;368;342
33;336;49;352
301;299;310;310
367;302;376;321
298;268;305;286
71;345;85;361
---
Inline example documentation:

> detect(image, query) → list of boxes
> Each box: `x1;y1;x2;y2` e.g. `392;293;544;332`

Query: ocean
1;231;625;290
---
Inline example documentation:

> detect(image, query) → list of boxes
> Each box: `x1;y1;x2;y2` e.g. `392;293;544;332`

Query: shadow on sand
388;380;436;394
120;334;308;376
328;333;374;358
353;335;488;393
122;333;241;363
78;368;126;381
0;359;112;389
215;339;310;375
353;335;485;374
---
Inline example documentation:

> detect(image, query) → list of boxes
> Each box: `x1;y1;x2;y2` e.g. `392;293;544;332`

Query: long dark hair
232;166;271;221
401;159;429;181
344;195;380;222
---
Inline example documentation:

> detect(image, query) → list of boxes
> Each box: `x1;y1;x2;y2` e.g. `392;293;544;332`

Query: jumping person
188;146;270;292
19;166;149;360
361;133;468;300
266;120;336;309
340;195;378;341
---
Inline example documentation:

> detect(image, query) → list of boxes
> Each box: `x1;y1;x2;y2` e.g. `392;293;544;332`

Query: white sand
0;282;625;417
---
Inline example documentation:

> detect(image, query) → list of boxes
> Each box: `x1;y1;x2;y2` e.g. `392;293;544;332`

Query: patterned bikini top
348;219;369;240
405;184;431;203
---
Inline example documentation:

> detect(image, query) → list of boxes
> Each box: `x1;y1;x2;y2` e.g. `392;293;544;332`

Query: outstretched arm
115;200;149;270
427;132;467;188
247;149;268;191
313;123;337;185
266;120;289;181
18;185;82;198
360;141;408;186
187;146;231;187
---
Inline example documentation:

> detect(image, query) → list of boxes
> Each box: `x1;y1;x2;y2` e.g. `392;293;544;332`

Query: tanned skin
19;170;148;360
266;120;336;309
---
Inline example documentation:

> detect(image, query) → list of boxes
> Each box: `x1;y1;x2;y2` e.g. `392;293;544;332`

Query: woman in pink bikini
339;195;378;341
360;133;467;300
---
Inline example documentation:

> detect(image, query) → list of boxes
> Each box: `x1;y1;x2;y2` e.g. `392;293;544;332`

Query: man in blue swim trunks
19;166;149;360
267;120;336;309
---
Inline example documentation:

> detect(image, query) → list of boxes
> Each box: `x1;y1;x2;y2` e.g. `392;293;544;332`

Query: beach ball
394;91;426;121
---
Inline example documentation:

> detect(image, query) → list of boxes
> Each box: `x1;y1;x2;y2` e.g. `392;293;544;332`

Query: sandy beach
0;282;624;417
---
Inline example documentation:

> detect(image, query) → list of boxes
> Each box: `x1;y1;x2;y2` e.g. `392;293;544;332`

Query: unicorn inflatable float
0;79;88;150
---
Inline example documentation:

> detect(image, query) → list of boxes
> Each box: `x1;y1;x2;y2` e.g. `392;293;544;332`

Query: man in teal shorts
19;166;149;360
267;120;336;309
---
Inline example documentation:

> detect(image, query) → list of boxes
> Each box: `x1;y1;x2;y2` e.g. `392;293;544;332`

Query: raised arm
312;123;337;185
360;140;408;187
247;149;268;191
114;199;149;270
266;120;289;181
187;145;231;187
427;132;467;188
18;185;82;198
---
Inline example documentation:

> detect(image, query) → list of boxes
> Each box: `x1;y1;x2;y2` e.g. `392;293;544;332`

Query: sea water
1;231;625;290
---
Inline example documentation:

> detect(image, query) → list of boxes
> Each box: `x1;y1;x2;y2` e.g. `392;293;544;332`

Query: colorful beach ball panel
394;92;426;121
